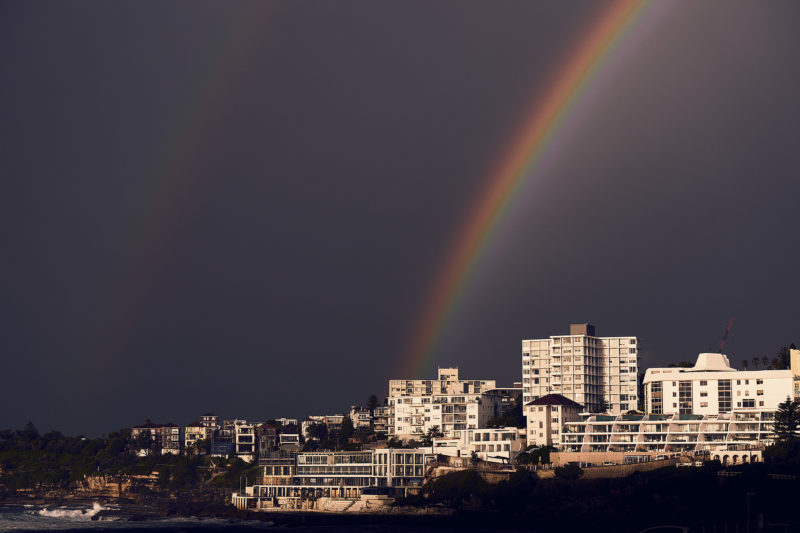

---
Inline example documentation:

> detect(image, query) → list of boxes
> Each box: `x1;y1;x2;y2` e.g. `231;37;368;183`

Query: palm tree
742;360;749;371
762;356;770;369
752;357;760;369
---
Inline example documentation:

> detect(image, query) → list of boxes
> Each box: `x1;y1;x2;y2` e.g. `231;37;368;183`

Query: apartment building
130;422;182;455
234;421;257;462
184;421;209;451
200;413;219;430
388;368;501;439
372;406;392;435
522;323;639;414
524;394;582;447
349;406;373;430
642;353;793;415
561;410;774;463
791;348;800;400
301;414;345;439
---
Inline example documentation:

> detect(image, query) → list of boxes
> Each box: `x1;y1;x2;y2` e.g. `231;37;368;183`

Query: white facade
349;406;373;429
432;426;525;463
231;421;257;462
184;423;210;451
232;449;434;510
524;394;582;448
643;353;793;415
522;323;639;414
562;410;775;460
388;368;498;439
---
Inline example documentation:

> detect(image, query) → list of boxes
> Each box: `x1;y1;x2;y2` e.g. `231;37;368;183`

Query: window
759;401;764;407
757;390;764;396
718;380;731;413
699;381;707;386
700;392;708;397
700;402;708;408
742;399;755;408
756;379;763;385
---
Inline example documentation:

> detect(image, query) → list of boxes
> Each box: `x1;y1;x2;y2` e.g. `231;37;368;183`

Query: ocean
0;503;507;533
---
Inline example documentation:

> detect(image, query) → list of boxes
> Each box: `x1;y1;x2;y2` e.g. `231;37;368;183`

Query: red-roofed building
524;394;582;448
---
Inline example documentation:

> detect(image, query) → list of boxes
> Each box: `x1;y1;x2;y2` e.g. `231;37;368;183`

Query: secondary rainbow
400;0;650;378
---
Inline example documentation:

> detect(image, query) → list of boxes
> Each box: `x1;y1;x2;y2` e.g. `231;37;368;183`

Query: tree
367;395;379;413
742;360;749;371
762;356;770;369
554;462;584;481
338;416;354;446
598;399;611;413
134;431;153;453
306;422;328;441
470;450;481;466
752;357;760;369
20;421;39;442
773;345;796;370
773;397;800;443
421;426;443;446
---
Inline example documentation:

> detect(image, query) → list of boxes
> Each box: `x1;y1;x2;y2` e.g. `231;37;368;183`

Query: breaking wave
37;502;105;520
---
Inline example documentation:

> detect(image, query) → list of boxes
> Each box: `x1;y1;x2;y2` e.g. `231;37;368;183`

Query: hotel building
642;353;793;415
232;448;434;511
522;323;639;413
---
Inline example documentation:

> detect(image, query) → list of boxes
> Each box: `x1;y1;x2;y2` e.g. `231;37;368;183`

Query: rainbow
400;0;651;378
93;5;274;362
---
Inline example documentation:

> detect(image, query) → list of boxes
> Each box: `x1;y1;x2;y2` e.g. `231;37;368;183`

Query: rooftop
526;394;583;408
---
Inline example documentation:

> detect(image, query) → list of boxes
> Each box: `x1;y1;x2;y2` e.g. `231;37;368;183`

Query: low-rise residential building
256;423;278;457
184;421;209;452
232;448;434;510
372;406;392;435
130;422;181;455
643;353;793;415
791;348;800;400
349;406;372;430
274;418;298;427
235;421;257;462
524;394;582;448
301;415;345;439
432;426;525;464
201;413;219;430
210;428;235;457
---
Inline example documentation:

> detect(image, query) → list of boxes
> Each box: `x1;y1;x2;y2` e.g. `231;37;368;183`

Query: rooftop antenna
719;318;735;352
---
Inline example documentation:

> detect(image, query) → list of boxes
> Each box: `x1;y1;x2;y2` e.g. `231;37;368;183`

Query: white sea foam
37;501;105;520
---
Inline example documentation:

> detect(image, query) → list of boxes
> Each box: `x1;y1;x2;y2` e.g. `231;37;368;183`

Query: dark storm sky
2;1;799;436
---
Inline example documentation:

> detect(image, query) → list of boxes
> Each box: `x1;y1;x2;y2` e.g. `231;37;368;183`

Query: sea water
0;503;275;531
0;504;501;532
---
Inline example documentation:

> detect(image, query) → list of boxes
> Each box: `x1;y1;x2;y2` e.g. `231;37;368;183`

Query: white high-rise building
521;323;639;414
642;352;793;415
